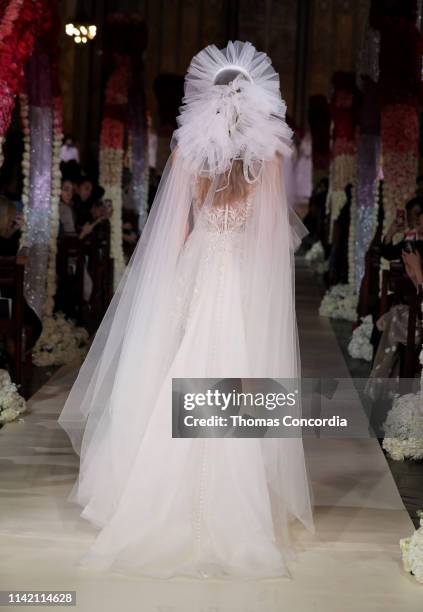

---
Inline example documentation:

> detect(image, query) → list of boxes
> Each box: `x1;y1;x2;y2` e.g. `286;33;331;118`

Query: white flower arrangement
400;510;423;584
319;283;358;321
32;311;89;367
305;242;329;275
305;241;324;264
0;369;26;424
382;392;423;461
347;314;373;361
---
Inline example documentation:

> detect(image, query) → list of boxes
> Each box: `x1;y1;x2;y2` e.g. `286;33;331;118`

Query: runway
0;258;421;611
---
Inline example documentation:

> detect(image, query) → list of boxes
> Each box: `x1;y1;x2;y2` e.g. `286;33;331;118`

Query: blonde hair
196;159;252;207
0;196;17;238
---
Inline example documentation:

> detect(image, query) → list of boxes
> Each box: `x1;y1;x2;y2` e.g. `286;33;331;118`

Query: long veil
58;41;314;574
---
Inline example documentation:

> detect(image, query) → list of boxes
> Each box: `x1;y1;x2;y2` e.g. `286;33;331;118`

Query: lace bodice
193;194;253;234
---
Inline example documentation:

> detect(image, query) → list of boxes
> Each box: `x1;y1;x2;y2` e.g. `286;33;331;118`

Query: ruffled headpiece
174;40;293;181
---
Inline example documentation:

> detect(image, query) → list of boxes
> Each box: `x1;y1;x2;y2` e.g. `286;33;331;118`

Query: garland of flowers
347;182;357;288
401;510;423;584
99;63;129;288
319;283;358;321
347;314;373;361
18;92;30;246
0;368;26;424
43;95;62;318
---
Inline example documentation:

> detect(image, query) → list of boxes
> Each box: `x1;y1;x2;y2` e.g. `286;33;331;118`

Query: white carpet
0;261;421;611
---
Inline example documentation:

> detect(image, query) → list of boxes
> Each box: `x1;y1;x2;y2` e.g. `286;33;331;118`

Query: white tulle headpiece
174;40;293;181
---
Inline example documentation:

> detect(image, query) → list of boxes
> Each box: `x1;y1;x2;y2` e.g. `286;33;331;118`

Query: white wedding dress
58;40;314;580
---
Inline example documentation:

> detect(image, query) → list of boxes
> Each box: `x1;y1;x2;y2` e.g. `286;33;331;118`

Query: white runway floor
0;259;421;611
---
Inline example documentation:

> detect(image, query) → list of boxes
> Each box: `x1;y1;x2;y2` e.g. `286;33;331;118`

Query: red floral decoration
0;0;53;138
376;11;422;229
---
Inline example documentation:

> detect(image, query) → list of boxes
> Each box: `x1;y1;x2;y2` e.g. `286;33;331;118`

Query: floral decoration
0;0;51;166
382;392;423;461
304;241;328;274
401;510;423;585
0;368;26;424
380;104;419;234
18;91;30;245
32;311;89;367
319;283;358;321
347;314;373;362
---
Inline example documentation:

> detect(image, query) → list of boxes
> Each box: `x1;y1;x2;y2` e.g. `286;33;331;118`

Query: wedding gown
59;171;313;578
58;40;314;579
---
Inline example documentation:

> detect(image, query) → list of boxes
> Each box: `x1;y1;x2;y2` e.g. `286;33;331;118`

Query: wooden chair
83;223;113;329
380;261;422;378
0;253;31;385
56;235;85;322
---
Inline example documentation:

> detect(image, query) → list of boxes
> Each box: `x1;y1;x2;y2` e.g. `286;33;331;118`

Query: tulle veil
58;41;314;574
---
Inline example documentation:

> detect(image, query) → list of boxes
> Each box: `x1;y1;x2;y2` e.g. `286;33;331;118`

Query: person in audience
366;209;423;400
0;196;22;255
73;177;95;228
59;159;82;191
328;183;351;285
58;180;94;309
60;134;80;164
121;208;139;263
0;197;42;361
402;209;423;294
59;179;76;235
74;184;108;231
303;177;328;244
381;196;423;260
59;180;107;241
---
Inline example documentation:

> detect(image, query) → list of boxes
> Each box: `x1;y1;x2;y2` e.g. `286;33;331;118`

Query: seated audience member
59;180;108;241
121;208;139;262
381;196;423;260
73;177;95;228
303;177;328;241
365;209;423;400
59;179;77;235
0;196;22;255
402;209;423;294
0;196;42;355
